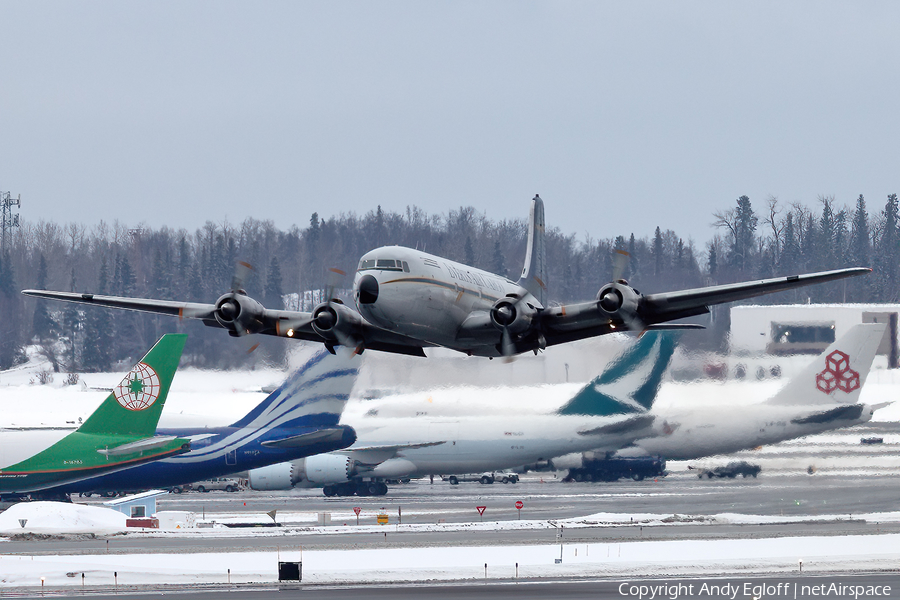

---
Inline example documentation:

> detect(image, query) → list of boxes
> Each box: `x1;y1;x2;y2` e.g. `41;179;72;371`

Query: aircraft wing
261;427;350;449
639;268;872;318
339;441;447;466
21;289;431;357
538;267;870;347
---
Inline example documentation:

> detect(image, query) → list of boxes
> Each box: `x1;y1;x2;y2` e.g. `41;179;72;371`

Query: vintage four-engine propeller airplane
23;196;869;358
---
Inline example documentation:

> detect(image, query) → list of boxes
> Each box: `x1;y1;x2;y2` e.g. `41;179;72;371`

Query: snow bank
0;502;126;535
2;533;899;587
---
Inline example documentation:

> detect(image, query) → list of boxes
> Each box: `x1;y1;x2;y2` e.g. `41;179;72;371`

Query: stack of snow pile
0;502;126;534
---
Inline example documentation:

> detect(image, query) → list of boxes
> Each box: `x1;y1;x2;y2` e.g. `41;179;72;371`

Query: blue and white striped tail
230;347;360;430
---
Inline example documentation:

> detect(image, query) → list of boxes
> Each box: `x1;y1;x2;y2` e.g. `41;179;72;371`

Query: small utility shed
103;489;168;519
730;304;899;366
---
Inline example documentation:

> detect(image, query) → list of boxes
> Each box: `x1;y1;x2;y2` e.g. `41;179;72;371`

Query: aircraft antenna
0;191;21;252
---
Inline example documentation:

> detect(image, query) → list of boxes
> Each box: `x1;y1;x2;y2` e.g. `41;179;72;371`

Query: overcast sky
1;2;898;245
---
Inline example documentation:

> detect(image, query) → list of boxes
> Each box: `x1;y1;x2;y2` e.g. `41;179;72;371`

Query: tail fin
229;346;360;429
765;323;885;406
516;194;546;307
77;334;187;437
557;332;679;417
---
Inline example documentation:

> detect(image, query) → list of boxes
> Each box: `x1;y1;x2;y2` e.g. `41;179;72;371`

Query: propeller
490;296;534;360
598;250;645;332
611;249;630;283
283;267;365;355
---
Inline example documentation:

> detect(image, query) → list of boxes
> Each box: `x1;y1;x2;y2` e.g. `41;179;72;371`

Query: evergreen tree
491;240;507;278
60;268;82;369
848;195;871;301
875;194;900;302
31;253;56;341
0;250;23;369
81;258;112;372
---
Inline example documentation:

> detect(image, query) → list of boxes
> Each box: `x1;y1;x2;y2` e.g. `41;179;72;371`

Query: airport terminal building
730;304;900;367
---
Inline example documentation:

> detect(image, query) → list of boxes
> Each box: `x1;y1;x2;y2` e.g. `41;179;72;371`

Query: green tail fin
557;332;678;417
77;334;187;437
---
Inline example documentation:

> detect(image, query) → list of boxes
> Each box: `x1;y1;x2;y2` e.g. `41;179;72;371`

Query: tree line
1;193;897;372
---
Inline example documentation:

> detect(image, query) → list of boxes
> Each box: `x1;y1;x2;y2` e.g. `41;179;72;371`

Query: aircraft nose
357;274;379;304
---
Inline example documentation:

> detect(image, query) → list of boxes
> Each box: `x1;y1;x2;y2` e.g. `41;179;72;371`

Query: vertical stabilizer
229;346;361;429
77;334;187;437
764;323;885;406
557;332;679;417
516;194;546;307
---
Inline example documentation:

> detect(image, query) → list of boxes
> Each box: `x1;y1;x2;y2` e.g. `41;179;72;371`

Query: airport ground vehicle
193;477;244;492
564;456;667;482
443;472;519;485
697;461;761;479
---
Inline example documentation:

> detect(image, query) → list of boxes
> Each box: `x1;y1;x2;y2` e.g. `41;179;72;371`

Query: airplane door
226;449;237;466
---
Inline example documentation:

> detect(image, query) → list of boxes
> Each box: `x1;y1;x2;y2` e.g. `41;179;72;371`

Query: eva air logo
114;362;161;411
815;350;860;395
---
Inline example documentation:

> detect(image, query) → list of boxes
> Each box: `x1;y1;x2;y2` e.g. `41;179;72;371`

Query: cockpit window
358;258;404;272
402;261;410;272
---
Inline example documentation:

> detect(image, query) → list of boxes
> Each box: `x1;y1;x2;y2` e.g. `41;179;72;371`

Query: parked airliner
0;335;190;496
42;347;359;496
618;323;887;460
249;331;678;496
23;197;870;358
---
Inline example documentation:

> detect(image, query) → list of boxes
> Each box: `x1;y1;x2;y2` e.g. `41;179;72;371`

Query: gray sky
2;2;898;245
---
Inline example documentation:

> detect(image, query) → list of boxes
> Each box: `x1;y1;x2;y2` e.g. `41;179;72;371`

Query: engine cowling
369;458;417;478
213;292;267;335
248;461;299;491
310;301;366;341
595;282;642;325
304;454;354;484
489;297;537;335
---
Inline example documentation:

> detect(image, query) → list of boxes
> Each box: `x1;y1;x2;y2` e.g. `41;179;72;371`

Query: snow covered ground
1;530;897;587
1;502;900;587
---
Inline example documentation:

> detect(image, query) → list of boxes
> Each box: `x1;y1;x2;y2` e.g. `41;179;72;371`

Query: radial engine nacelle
595;282;642;325
310;301;366;342
214;292;267;335
489;297;538;335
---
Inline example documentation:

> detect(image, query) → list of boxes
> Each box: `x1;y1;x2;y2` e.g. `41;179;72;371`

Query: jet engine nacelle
490;297;537;335
248;461;299;491
596;282;642;325
213;292;267;335
369;458;416;478
304;454;354;484
310;301;366;341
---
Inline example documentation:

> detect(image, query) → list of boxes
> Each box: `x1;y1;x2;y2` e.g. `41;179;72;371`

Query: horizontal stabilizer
97;435;187;457
790;404;864;425
577;414;655;436
261;428;349;449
